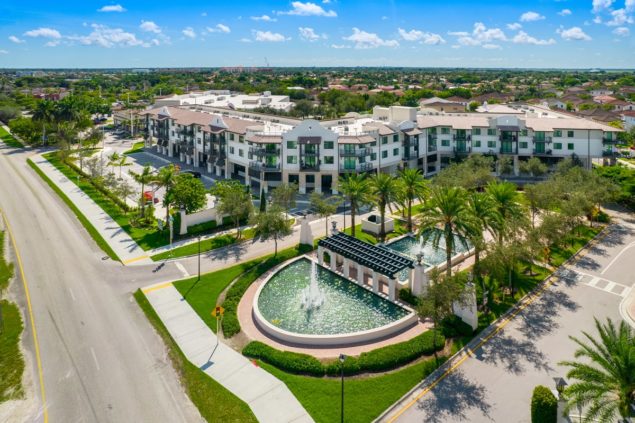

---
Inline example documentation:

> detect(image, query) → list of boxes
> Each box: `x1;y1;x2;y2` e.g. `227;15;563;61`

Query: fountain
300;260;325;310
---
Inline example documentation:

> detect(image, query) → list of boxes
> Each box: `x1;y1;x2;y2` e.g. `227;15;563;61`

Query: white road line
604;281;616;293
175;262;190;278
90;347;101;371
587;277;600;287
601;241;635;275
68;287;76;301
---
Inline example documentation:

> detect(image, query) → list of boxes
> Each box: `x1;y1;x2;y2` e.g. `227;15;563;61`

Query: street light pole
339;353;346;423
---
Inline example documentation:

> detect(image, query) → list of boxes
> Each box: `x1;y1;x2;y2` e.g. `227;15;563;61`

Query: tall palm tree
370;172;399;243
418;186;473;277
465;191;500;286
129;165;155;218
32;100;56;145
107;152;120;175
117;155;131;179
559;318;635;422
398;168;428;233
155;164;179;224
337;174;371;238
485;181;524;246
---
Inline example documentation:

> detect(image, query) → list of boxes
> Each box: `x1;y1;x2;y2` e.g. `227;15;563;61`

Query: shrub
242;342;324;376
440;315;474;338
398;288;419;306
531;385;557;423
187;220;217;236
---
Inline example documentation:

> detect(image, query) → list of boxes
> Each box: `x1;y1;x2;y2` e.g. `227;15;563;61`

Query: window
382;136;388;145
393;134;399;142
238;149;244;157
441;139;450;147
171;131;175;136
567;143;574;150
567;131;574;138
441;127;450;135
287;141;297;149
487;141;496;148
306;175;315;183
487;129;496;136
370;141;377;147
382;150;388;159
229;133;235;141
287;156;297;164
371;153;377;161
230;146;235;154
554;130;562;137
324;141;334;149
324;156;334;164
520;142;528;149
554;142;562;150
473;128;481;136
521;129;528;137
393;148;399;156
474;140;482;148
239;136;244;143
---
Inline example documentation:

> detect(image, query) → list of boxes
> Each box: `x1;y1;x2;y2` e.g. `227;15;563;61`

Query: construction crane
264;57;270;67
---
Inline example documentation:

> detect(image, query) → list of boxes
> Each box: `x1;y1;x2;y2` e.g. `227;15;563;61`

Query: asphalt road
0;144;202;422
388;218;635;423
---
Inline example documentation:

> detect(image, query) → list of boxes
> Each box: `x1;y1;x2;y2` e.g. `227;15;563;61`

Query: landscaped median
0;126;24;148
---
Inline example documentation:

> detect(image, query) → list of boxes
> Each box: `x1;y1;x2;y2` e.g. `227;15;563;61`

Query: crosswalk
559;268;632;298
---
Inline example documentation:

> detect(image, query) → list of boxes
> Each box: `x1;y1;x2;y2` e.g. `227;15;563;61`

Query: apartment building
153;90;294;112
142;104;620;194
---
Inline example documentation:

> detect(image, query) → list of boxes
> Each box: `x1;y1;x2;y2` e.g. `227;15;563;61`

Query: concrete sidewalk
142;282;313;423
31;154;153;265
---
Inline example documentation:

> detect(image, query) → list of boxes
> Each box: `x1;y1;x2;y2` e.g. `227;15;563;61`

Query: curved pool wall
385;230;473;271
252;256;418;346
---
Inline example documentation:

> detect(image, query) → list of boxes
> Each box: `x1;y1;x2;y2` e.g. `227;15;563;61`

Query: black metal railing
249;161;280;172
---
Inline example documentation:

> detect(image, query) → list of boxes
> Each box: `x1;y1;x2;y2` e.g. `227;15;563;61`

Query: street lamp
339;353;346;423
554;377;567;399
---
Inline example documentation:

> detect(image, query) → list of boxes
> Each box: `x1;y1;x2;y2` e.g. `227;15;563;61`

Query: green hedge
440;315;474;338
242;330;446;377
187;220;217;236
398;287;419;306
531;385;557;423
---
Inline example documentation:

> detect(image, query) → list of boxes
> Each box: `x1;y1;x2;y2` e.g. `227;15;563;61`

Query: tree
520;157;548;178
524;182;556;229
32;99;56;145
465;191;499;294
485;181;525;246
468;101;479;112
497;156;514;175
107;152;120;175
398;168;428;233
310;192;342;235
116;155;131;179
129;165;155;218
337;174;372;237
259;189;267;212
155;164;179;224
559;318;635;422
251;206;293;255
370;172;399;243
170;173;207;214
213;180;253;239
271;183;298;219
530;386;557;423
418;186;473;277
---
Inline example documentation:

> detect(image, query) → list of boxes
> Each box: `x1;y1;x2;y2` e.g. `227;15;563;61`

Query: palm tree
129;165;155;218
32;100;56;145
465;191;500;288
370;172;399;243
418;186;473;277
155;164;179;224
107;152;120;175
559;318;635;422
398;168;428;233
337;174;371;237
485;181;524;246
116;155;131;179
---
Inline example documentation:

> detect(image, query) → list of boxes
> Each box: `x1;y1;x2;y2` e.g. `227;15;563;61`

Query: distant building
153;90;294;112
621;111;635;130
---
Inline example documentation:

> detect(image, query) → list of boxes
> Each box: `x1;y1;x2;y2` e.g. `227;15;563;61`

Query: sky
0;0;634;69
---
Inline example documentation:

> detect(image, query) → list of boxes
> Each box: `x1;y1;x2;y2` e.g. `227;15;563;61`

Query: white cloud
182;27;196;39
606;8;634;26
613;26;630;36
330;44;350;49
558;9;572;16
140;21;161;34
0;49;7;54
8;35;25;44
482;43;502;49
343;28;399;49
506;23;522;30
322;0;331;3
239;38;252;43
251;15;277;22
627;0;635;12
280;2;337;17
98;4;126;12
207;24;231;33
520;11;545;22
449;22;507;47
299;27;320;41
201;12;207;17
512;31;556;45
24;27;61;39
253;30;288;42
44;40;60;47
592;0;614;13
69;24;147;47
557;26;592;41
397;28;445;45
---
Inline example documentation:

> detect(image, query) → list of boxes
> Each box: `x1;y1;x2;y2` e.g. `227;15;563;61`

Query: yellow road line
141;281;173;294
388;226;609;422
122;255;150;265
1;210;48;423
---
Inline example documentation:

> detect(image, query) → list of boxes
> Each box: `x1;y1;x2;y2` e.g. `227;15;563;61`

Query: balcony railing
301;150;320;157
499;147;517;155
602;150;619;157
339;147;369;157
452;135;471;142
602;137;619;145
453;146;472;155
300;161;320;171
499;136;518;142
428;143;437;153
249;161;280;172
532;149;552;156
340;162;374;172
249;146;280;156
533;136;553;143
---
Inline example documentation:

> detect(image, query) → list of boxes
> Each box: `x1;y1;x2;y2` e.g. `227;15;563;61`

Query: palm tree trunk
445;231;452;278
407;199;412;233
350;202;356;237
140;181;145;217
380;201;386;243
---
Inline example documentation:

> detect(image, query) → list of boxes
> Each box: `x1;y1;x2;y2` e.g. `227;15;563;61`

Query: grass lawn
151;228;256;261
27;159;120;261
260;357;444;423
343;220;408;245
0;300;25;403
0;126;24;148
123;141;145;155
134;289;257;422
547;225;602;267
0;232;14;292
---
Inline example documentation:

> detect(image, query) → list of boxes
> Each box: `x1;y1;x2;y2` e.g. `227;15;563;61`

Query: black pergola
318;232;414;279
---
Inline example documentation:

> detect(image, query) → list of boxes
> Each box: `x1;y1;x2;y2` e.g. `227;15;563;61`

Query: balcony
532;149;553;156
300;160;320;171
301;149;320;157
427;143;437;153
452;135;471;142
177;128;194;137
249;146;280;156
499;136;518;142
499;147;517;155
339;147;369;157
602;137;619;145
340;162;374;172
249;161;280;172
532;136;553;143
602;150;620;158
453;146;472;155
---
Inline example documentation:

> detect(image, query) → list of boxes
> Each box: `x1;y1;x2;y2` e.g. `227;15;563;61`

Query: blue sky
0;0;634;68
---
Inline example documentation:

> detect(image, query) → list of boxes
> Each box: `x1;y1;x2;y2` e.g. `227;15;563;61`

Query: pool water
385;230;471;268
257;258;409;335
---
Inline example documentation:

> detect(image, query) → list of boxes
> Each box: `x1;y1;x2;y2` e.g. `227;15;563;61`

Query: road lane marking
587;277;599;287
122;255;150;265
90;347;101;371
175;262;190;278
601;241;635;275
1;210;49;423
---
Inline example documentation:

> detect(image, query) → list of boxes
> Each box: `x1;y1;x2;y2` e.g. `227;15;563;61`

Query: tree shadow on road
205;241;247;264
573;254;602;271
416;370;494;423
600;224;632;248
475;333;553;375
516;288;579;338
